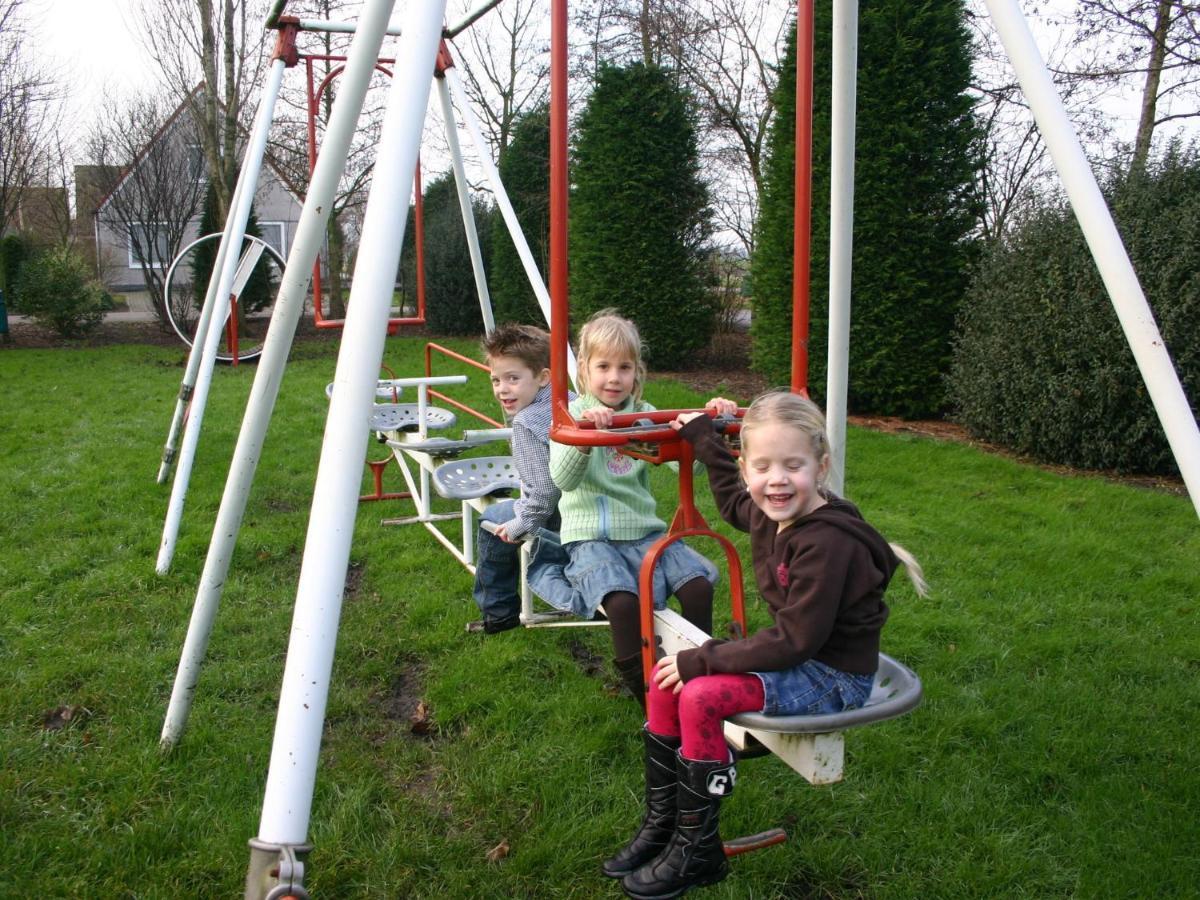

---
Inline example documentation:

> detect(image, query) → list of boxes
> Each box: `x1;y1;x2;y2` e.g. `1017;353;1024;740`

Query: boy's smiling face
488;354;549;418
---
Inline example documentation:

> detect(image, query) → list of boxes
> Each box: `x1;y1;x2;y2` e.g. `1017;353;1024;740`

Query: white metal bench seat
432;456;520;499
368;404;457;433
728;652;921;734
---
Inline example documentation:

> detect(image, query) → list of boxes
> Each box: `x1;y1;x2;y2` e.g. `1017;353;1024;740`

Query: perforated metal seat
432;456;520;499
728;653;921;734
368;404;456;433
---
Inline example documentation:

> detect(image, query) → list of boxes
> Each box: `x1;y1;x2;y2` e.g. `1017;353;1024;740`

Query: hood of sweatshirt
800;498;899;580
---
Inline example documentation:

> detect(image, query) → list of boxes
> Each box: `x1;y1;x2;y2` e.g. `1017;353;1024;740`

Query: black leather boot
620;752;735;899
602;727;682;878
614;653;648;710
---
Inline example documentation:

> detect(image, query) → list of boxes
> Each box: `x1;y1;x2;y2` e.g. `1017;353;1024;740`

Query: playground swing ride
152;1;1200;897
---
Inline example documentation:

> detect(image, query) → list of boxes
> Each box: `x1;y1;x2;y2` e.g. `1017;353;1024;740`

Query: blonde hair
575;308;647;402
740;390;929;598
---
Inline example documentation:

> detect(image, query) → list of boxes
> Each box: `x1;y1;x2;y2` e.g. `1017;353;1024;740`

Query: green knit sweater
549;394;666;544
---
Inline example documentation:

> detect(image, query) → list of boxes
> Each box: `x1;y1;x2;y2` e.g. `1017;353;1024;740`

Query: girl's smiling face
739;422;829;530
585;351;637;408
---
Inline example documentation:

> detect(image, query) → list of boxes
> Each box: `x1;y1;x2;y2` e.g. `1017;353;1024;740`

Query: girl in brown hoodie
607;391;926;900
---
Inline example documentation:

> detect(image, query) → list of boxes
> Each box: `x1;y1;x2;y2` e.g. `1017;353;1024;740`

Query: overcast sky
29;0;159;125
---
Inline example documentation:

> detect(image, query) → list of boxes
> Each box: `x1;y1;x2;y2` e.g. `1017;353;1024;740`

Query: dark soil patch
380;654;436;739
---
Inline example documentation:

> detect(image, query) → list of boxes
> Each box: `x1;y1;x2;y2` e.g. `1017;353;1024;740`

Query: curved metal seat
386;429;512;459
728;652;921;734
368;404;456;433
432;456;520;499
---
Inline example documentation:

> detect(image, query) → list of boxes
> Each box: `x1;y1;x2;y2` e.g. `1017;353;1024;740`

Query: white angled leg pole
825;0;857;496
155;58;288;573
443;64;579;386
437;76;495;333
252;0;447;865
160;0;397;750
983;0;1200;519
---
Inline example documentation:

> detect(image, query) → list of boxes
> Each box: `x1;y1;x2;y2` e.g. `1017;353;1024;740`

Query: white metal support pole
155;58;289;573
160;0;397;750
436;77;495;333
826;0;858;496
250;0;447;874
984;0;1200;519
156;153;252;485
443;64;579;386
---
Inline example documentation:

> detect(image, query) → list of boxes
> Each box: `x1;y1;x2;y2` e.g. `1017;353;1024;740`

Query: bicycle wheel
165;231;286;364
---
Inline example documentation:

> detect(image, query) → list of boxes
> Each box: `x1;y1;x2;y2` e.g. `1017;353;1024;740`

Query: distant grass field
1;336;1197;899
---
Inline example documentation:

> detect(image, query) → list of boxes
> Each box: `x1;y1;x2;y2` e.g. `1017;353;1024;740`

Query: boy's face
488;354;550;417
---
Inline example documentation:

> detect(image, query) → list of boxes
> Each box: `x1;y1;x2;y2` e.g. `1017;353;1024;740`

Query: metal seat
432;456;520;499
367;404;456;433
728;652;921;734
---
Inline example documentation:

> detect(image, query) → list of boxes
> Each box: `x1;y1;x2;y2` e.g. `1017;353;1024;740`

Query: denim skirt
527;531;717;619
755;659;875;717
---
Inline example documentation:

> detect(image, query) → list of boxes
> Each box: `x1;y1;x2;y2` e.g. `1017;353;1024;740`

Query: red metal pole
791;0;815;396
548;0;573;434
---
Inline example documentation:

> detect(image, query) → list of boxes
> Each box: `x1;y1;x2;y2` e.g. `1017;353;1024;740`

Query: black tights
601;578;714;661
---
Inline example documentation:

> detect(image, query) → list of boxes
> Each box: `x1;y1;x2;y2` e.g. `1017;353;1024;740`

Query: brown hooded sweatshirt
675;415;898;681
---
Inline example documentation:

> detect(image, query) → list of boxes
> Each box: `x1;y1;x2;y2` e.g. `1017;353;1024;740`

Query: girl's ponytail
889;542;929;598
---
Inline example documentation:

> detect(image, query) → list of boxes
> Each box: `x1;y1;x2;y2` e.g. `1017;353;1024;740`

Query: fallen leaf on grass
409;700;433;735
41;705;89;731
486;839;510;863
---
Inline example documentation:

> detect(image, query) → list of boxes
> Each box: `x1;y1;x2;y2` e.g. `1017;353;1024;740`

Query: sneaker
466;614;521;634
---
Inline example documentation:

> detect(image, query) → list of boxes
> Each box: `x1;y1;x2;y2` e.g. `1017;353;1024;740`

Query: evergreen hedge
403;173;493;336
950;146;1200;475
490;105;550;327
751;1;981;416
569;63;714;368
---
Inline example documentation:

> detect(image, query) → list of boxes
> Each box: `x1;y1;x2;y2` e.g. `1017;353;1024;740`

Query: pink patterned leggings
646;662;765;761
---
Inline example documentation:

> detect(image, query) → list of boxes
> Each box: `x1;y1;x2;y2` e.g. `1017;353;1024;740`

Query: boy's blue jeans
472;502;562;623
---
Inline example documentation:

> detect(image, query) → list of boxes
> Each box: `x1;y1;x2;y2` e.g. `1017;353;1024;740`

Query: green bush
190;179;275;314
751;2;981;416
16;247;113;337
570;63;714;368
950;145;1200;475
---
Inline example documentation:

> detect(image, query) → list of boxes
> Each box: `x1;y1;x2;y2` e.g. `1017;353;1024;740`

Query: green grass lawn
1;336;1197;899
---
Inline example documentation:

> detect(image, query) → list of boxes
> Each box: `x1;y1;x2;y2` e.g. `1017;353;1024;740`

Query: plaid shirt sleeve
505;392;562;540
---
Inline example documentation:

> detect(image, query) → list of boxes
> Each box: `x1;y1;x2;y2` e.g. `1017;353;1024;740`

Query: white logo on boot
706;767;736;796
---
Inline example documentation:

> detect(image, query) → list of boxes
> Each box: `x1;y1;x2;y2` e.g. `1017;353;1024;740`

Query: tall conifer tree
752;1;981;416
570;63;714;368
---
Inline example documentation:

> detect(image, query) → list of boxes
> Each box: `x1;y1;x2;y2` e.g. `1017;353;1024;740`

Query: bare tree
572;0;787;253
1072;0;1200;170
968;1;1119;239
449;0;550;157
85;93;208;323
0;0;64;240
135;0;274;220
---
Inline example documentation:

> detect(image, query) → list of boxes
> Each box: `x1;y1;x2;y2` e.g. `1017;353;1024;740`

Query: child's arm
673;413;755;532
505;421;560;541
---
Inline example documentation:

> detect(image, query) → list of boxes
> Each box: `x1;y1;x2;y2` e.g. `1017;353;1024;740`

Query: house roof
91;84;305;217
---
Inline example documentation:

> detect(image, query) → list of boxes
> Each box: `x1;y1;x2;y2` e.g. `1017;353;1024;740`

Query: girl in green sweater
546;309;716;706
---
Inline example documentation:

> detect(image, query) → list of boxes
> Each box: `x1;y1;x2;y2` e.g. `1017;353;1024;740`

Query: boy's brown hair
482;323;551;374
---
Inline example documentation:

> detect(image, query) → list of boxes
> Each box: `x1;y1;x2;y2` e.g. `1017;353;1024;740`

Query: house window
128;223;170;269
257;221;286;259
186;143;206;183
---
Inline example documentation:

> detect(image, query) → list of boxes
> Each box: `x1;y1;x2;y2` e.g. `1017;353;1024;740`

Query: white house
83;89;308;313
